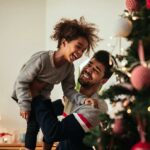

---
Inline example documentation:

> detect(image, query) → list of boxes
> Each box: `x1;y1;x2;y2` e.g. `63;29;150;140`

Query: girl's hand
84;98;99;108
20;111;30;120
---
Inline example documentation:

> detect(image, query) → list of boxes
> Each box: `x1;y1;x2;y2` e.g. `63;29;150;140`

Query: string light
147;106;150;112
120;67;131;77
132;16;139;20
124;11;129;17
127;108;132;114
92;146;96;150
122;67;128;72
130;96;135;102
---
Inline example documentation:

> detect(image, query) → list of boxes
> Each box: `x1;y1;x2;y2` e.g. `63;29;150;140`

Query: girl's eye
76;46;81;49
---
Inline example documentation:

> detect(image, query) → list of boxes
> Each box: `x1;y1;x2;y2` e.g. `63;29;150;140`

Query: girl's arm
61;65;86;105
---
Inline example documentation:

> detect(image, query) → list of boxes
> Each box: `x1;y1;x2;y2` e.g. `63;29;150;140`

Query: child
12;17;99;150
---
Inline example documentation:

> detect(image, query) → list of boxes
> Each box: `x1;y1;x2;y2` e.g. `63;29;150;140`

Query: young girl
12;17;99;150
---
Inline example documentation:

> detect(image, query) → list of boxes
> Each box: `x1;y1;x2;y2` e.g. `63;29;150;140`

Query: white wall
0;0;46;132
0;0;126;134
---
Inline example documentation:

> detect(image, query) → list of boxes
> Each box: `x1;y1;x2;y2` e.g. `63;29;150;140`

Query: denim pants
25;96;64;149
25;98;40;149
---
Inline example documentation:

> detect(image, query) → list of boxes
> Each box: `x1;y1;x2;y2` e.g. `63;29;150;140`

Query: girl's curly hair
51;17;100;54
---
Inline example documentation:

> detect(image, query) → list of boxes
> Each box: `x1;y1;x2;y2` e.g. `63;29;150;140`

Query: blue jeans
25;105;39;149
25;96;64;149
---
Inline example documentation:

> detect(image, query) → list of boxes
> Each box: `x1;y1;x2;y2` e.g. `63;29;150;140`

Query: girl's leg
32;97;85;143
42;99;64;150
25;102;40;150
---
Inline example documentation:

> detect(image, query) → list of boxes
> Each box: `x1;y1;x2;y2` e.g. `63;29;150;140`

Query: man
32;50;114;150
56;50;114;150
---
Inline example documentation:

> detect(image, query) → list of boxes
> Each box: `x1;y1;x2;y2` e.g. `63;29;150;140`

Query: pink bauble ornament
146;0;150;9
130;65;150;90
131;141;150;150
112;118;124;134
126;0;140;11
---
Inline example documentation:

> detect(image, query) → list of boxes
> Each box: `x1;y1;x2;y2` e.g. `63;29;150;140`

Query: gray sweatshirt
12;50;85;111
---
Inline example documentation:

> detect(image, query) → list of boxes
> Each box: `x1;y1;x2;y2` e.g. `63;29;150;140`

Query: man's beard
78;78;93;88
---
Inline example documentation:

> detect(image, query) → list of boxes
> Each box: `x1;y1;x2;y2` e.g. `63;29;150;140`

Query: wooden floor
0;143;56;150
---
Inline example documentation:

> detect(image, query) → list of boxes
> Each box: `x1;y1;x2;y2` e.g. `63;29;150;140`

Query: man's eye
94;69;99;74
87;64;91;67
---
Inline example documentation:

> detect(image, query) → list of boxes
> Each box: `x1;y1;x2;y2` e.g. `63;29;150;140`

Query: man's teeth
83;73;90;78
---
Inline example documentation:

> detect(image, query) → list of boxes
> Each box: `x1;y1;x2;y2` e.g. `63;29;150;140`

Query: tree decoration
112;116;124;135
138;40;147;67
122;98;131;107
114;18;133;37
130;41;150;90
131;116;150;150
84;0;150;149
130;65;150;90
0;133;12;137
126;0;140;11
146;0;150;9
131;141;150;150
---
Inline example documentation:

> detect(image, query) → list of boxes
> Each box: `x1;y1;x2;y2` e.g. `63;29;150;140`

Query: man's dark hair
51;17;99;54
93;50;115;79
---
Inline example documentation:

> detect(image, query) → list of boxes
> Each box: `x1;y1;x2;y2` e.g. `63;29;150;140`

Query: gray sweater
12;50;85;111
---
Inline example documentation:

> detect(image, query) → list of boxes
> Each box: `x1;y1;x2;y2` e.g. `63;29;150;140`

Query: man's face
78;58;107;88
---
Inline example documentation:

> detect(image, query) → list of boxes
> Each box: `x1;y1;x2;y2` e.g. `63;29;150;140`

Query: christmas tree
84;0;150;150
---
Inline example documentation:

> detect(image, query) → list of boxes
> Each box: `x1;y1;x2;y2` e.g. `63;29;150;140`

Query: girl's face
62;37;88;63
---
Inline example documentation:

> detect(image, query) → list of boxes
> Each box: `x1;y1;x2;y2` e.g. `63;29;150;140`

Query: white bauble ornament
114;18;133;37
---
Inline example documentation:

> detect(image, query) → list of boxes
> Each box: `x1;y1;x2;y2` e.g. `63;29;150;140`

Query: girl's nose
76;50;83;58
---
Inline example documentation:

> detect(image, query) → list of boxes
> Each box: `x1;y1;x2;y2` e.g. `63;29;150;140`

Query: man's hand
20;111;30;120
84;98;99;108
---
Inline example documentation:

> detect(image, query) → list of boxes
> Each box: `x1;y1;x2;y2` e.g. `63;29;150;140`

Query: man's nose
86;67;93;73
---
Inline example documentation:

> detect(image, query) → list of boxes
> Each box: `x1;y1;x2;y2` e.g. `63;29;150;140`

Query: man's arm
33;96;108;143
